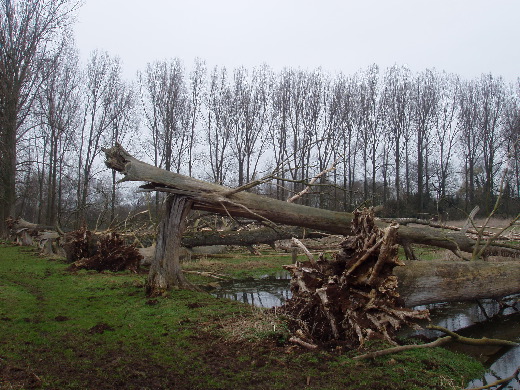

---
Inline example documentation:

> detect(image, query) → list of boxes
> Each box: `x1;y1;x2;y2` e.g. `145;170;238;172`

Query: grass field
0;242;484;389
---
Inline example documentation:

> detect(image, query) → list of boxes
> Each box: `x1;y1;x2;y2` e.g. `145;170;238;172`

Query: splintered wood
281;209;429;348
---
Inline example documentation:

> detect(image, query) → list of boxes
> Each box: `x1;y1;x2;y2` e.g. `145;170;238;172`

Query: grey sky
74;0;520;82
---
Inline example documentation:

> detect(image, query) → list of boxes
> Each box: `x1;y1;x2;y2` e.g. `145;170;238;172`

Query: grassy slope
0;243;484;390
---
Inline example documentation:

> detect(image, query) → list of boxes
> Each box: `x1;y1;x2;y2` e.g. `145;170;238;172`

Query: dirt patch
0;361;42;389
88;322;115;334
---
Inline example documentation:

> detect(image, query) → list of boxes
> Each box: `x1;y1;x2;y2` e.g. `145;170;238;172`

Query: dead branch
287;159;339;203
354;325;517;360
427;325;518;347
353;336;452;360
466;366;520;390
183;271;229;280
291;237;316;265
289;336;318;350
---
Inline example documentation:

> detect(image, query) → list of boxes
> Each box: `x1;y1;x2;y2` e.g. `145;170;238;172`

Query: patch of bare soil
0;361;42;389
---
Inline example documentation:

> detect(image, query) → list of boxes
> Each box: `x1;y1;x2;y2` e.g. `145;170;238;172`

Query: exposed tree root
280;209;429;348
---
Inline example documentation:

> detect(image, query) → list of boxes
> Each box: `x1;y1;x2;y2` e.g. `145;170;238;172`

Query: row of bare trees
2;0;519;235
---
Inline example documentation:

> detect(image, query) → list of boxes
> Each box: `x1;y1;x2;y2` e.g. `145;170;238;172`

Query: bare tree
332;73;360;210
205;66;232;185
430;72;459;207
358;64;382;203
187;58;206;177
382;65;412;208
267;68;291;200
458;79;482;211
477;74;506;213
76;50;131;226
412;69;439;214
140;59;188;173
0;0;79;236
503;80;520;199
229;66;269;187
107;78;136;223
35;42;81;226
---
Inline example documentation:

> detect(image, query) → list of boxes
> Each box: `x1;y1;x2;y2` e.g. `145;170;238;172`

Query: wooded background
1;0;519;236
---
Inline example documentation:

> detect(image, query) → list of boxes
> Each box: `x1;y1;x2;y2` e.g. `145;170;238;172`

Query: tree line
1;0;519;235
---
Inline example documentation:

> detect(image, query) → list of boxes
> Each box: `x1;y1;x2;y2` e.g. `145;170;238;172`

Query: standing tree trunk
146;194;195;296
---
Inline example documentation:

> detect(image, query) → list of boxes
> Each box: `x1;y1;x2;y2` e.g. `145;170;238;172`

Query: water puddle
212;271;291;308
212;275;520;388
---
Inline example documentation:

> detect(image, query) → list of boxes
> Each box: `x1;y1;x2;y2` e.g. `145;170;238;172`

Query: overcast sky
74;0;520;82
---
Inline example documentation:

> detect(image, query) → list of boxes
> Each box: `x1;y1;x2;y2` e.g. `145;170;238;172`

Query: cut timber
395;260;520;307
103;144;520;258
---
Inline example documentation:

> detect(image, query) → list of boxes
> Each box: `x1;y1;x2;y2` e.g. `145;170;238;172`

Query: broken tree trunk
146;194;197;296
103;144;520;258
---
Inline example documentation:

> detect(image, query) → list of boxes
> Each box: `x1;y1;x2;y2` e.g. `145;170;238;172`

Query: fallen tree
6;217;61;256
102;144;520;301
104;144;520;259
181;226;325;248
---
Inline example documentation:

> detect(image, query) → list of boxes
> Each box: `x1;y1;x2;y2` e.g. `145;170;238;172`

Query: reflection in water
402;298;520;390
213;277;519;389
212;272;292;308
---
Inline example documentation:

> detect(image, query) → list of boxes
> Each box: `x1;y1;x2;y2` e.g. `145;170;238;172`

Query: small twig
461;206;480;234
223;177;273;197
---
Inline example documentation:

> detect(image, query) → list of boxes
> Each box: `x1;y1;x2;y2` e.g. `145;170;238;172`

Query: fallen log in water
395;260;520;307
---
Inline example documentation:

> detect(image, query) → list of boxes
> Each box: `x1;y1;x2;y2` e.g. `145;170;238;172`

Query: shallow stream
212;274;520;389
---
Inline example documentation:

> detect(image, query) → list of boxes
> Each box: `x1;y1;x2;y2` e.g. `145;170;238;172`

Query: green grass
0;242;485;389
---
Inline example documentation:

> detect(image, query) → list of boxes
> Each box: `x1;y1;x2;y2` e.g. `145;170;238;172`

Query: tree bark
146;194;196;296
103;144;520;258
181;226;325;248
395;260;520;307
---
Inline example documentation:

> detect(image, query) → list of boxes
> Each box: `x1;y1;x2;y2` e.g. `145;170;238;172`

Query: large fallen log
6;217;61;256
103;144;520;258
395;260;520;307
102;145;520;303
181;226;325;248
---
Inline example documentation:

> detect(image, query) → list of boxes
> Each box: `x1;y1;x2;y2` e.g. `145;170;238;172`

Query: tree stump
146;195;196;296
281;209;429;348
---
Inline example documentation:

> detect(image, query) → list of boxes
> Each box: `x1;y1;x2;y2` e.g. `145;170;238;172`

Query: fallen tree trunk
103;144;520;258
6;217;61;255
181;226;325;248
395;260;520;307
